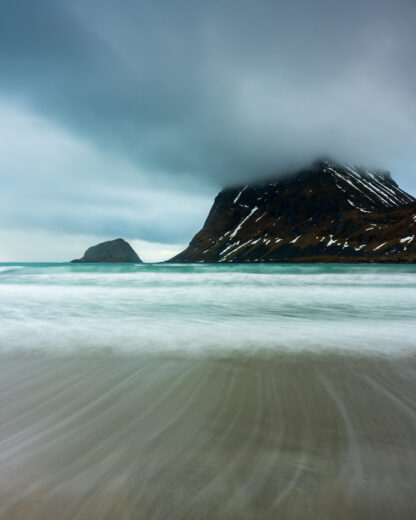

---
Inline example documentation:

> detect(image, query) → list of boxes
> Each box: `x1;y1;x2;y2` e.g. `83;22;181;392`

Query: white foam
1;264;416;356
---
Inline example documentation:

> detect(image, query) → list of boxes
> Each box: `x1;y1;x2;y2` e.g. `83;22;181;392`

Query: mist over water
1;262;416;355
0;263;415;518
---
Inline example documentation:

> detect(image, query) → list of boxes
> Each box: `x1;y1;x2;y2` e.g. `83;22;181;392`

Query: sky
0;0;416;261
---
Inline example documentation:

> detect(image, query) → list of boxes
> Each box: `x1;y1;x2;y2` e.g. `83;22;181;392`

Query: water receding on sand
0;263;415;518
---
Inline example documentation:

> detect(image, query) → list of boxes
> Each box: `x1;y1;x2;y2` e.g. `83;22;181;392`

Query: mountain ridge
170;159;416;263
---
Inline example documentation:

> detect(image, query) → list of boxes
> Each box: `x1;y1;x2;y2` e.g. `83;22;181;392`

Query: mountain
170;159;416;263
71;238;142;263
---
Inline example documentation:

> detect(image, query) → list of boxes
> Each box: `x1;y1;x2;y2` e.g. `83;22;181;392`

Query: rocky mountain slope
71;238;142;263
170;159;416;263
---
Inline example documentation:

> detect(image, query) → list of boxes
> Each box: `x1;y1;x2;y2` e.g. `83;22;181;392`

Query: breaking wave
1;262;415;356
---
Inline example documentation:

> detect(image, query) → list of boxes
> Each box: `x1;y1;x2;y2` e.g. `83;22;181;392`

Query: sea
0;262;415;519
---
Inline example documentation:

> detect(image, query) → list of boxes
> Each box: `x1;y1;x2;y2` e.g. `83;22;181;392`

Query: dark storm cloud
0;0;416;260
1;0;415;184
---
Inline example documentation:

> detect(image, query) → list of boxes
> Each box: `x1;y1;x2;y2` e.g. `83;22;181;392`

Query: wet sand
0;351;415;519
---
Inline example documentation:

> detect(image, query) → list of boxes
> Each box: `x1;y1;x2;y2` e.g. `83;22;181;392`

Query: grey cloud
1;0;415;184
0;0;416;260
0;99;213;251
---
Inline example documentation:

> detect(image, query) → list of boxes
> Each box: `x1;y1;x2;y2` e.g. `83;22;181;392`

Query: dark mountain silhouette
170;159;416;263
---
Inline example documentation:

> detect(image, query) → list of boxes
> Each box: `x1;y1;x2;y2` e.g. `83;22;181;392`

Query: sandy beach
0;351;414;519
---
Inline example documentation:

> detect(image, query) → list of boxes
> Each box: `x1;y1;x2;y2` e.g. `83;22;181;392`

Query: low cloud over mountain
0;0;415;259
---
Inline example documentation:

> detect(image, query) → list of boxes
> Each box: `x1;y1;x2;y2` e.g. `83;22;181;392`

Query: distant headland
170;159;416;263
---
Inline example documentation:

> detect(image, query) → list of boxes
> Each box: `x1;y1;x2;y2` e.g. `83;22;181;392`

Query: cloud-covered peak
0;0;415;259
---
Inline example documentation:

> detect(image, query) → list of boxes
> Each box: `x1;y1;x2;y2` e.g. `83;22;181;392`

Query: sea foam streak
0;263;415;355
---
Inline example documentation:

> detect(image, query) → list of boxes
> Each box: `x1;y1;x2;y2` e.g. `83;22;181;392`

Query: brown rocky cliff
170;159;416;263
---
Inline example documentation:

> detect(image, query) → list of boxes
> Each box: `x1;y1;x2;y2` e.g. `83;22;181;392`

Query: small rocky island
71;238;142;263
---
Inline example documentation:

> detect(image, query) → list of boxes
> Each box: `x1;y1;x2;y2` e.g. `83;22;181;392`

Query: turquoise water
0;263;415;519
1;262;416;354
